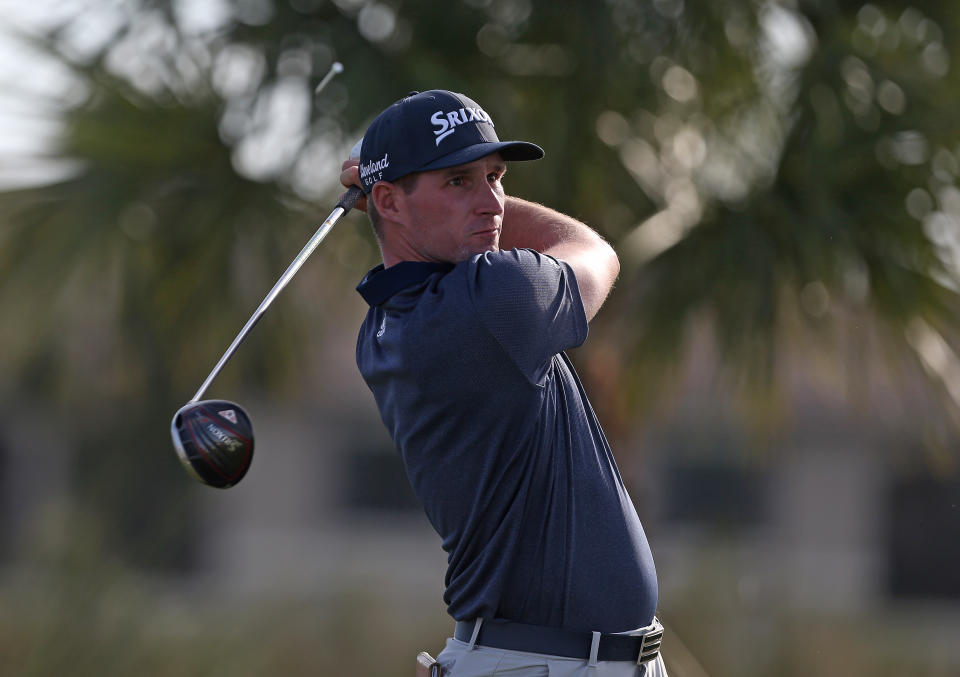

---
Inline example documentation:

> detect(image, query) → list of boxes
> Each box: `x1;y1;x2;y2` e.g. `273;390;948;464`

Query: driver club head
171;400;254;488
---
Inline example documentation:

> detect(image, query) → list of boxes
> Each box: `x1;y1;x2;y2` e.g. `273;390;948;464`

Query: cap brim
417;141;544;173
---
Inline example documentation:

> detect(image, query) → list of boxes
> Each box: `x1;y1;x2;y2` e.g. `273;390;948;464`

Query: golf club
172;63;363;488
314;61;343;94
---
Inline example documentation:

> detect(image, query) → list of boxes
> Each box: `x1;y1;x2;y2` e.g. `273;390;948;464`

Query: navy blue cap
358;90;544;193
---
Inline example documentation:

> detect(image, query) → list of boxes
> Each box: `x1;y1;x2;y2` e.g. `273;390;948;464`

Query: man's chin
456;243;500;262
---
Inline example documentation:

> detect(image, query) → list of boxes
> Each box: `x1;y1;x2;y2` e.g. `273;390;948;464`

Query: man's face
397;153;507;264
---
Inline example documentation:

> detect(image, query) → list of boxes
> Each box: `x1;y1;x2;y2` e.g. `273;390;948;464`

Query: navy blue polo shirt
355;248;657;632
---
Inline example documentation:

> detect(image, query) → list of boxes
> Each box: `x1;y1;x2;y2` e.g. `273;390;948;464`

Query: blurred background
1;0;959;675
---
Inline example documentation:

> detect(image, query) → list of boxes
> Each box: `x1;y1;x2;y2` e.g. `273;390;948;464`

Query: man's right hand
339;160;368;213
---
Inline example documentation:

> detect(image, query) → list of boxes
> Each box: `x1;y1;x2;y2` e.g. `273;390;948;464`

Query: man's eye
448;177;464;186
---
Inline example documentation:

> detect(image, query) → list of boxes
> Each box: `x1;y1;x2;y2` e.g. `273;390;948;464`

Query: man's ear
371;182;404;223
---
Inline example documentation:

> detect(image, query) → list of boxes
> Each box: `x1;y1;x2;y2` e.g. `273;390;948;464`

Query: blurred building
2;319;959;661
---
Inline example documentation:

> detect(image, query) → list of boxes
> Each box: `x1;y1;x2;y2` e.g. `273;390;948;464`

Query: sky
0;1;236;189
0;0;347;196
0;1;82;188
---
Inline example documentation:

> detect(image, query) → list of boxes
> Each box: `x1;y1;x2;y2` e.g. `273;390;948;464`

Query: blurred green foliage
0;546;957;677
4;0;959;415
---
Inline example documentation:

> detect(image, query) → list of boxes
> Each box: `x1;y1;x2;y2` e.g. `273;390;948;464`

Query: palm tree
2;0;960;568
589;2;960;447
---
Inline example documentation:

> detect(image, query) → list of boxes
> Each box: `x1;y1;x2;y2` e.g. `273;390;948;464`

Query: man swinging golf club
342;90;667;677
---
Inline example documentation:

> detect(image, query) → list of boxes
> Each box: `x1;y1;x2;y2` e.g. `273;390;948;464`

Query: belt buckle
637;619;664;665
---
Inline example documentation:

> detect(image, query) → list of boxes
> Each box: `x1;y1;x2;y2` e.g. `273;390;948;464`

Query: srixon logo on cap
430;106;495;146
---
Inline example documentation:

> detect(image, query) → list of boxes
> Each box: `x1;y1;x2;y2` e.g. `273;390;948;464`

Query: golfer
341;90;666;676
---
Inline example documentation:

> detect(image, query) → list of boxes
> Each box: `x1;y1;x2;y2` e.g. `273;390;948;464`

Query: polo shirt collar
356;261;455;306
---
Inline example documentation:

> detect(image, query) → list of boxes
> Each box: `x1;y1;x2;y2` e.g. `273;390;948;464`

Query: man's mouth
470;225;500;237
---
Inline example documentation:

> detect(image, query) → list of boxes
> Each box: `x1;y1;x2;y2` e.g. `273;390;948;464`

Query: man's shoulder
456;248;587;368
464;247;560;272
454;248;565;298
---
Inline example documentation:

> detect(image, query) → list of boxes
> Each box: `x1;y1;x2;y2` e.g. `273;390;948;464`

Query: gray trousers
436;636;669;677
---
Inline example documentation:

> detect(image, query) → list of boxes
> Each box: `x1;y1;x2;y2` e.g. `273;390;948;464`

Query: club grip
337;185;364;212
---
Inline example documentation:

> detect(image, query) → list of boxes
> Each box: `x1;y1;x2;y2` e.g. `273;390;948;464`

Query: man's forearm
499;196;606;254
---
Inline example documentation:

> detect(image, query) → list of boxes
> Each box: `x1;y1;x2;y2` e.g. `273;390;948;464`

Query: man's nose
476;181;505;214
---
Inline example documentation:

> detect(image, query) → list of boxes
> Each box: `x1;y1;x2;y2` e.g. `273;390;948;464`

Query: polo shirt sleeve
468;248;589;380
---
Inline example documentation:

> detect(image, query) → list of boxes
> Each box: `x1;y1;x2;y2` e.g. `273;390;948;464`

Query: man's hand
339;160;368;213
